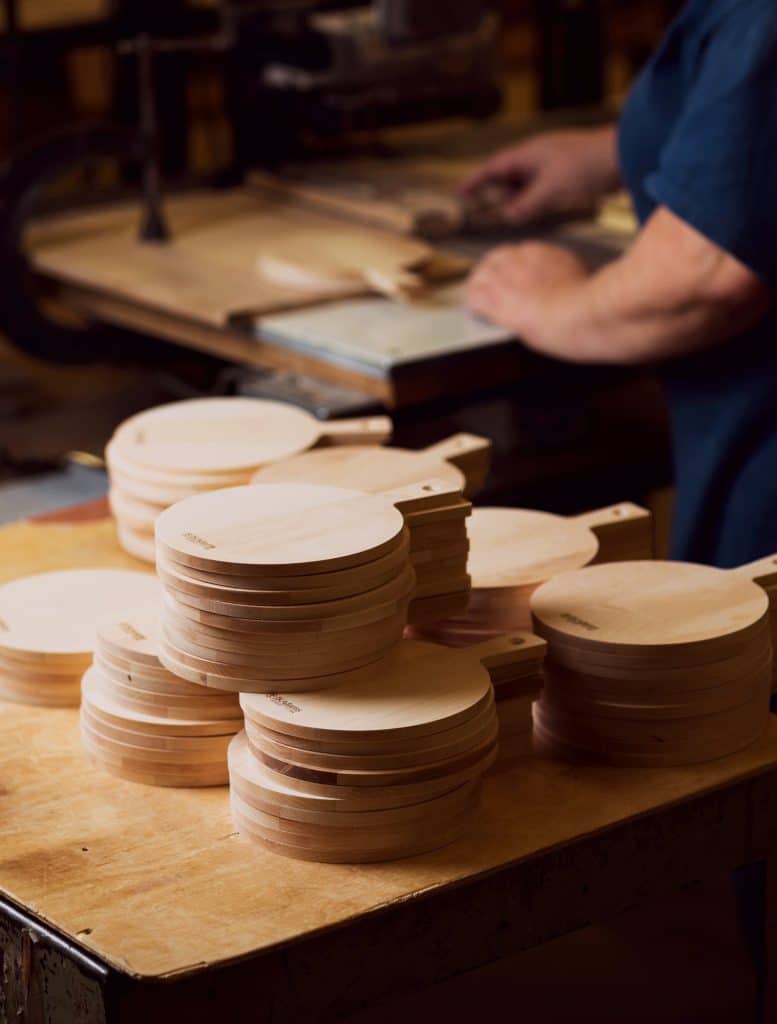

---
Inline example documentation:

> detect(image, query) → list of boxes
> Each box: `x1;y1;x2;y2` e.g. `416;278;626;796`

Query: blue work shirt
618;0;777;567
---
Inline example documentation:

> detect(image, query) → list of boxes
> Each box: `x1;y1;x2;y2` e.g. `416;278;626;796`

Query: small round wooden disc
82;735;228;788
81;714;227;765
106;439;251;488
531;561;770;658
96;604;164;668
231;796;472;863
161;589;408;636
543;663;772;721
159;642;395;694
230;788;475;850
81;702;233;753
111;398;335;476
116;525;157;564
229;732;482;814
246;705;497;772
159;633;399;685
160;616;404;668
254;445;465;493
240;639;493;742
253;740;497;804
81;667;241;736
243;692;496;755
0;570;158;662
156;484;407;576
156;555;414;609
158;535;410;592
110;468;209;507
108;488;160;533
467;508;599;589
160;563;415;622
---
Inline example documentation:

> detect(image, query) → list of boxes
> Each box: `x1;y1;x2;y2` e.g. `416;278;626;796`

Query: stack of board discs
81;605;242;787
253;432;492;499
106;397;392;563
153;482;467;693
530;558;777;766
231;638;506;862
411;503;652;645
0;569;158;707
251;444;476;627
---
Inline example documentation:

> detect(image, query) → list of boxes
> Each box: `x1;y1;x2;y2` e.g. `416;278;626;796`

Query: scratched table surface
2;511;777;981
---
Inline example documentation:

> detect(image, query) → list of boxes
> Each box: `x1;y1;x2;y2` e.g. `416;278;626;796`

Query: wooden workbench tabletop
2;512;777;980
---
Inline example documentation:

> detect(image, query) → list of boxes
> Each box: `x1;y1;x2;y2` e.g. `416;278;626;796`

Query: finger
458;149;532;195
501;181;553;226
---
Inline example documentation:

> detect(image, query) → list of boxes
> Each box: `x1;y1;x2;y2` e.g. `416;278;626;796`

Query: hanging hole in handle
510;637;526;646
422;484;436;492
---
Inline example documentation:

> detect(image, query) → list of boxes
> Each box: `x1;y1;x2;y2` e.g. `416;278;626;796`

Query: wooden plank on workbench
2;515;777;982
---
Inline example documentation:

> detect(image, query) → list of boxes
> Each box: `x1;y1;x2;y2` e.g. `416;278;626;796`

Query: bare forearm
522;210;772;364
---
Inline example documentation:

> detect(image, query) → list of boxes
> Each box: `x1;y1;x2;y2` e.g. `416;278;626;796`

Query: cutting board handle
423;433;492;498
732;555;777;591
384;478;467;516
316;416;393;447
467;632;547;671
423;433;492;467
573;503;653;562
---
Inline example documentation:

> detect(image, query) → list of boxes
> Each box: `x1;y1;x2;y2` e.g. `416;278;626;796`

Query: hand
466;243;589;344
459;127;619;227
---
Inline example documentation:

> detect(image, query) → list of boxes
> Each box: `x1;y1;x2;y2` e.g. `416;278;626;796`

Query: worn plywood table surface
2;508;777;1022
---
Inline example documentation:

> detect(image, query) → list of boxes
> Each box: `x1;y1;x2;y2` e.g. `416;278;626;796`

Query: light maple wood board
530;560;773;660
467;504;651;590
109;398;391;477
159;642;396;694
31;190;465;328
159;564;415;621
253;434;491;499
159;633;400;689
244;694;496;756
230;731;484;813
80;715;228;766
80;703;233;753
0;569;159;663
230;792;474;864
247;712;497;774
156;552;412;607
81;673;240;738
116;525;157;565
239;639;494;742
229;795;478;852
158;538;410;591
156;483;408;575
161;615;405;667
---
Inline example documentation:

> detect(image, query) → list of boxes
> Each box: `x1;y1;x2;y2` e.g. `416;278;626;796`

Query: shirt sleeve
645;3;777;284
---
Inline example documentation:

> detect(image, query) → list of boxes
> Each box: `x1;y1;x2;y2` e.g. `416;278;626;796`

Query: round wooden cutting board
467;508;600;589
253;445;465;494
239;639;493;742
531;560;770;660
111;398;390;476
155;483;407;574
0;569;158;662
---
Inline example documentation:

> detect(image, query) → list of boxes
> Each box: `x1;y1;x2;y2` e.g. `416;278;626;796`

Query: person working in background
463;0;777;569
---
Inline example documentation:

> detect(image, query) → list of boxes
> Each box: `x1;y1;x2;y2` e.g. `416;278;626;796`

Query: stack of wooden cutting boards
411;503;652;645
252;441;486;624
530;558;777;766
0;569;158;706
106;398;392;563
80;605;242;787
230;637;534;863
153;480;468;692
